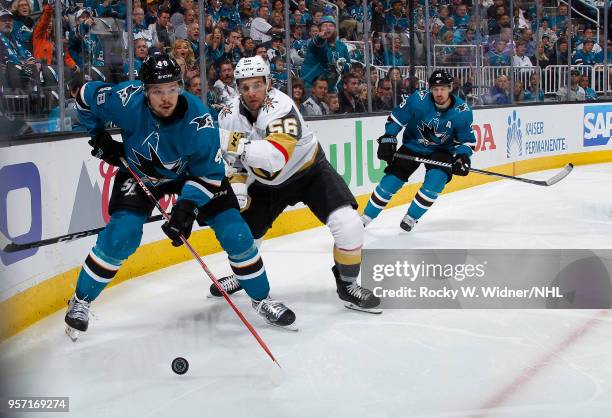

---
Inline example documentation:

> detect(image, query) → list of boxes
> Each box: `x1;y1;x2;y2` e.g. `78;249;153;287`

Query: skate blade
264;320;299;332
65;326;80;342
344;303;382;314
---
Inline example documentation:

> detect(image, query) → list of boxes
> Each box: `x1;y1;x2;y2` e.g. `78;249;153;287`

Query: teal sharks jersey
76;80;225;207
387;90;476;157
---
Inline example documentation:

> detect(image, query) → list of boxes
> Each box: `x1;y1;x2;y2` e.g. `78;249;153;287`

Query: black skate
333;266;382;314
399;214;417;232
209;274;243;297
252;297;298;331
65;294;91;341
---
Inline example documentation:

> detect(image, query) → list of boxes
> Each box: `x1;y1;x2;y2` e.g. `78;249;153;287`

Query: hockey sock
75;247;122;302
229;243;269;300
406;169;447;220
363;174;404;220
333;245;362;283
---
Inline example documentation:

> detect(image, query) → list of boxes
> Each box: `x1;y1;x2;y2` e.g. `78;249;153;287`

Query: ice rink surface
1;163;612;418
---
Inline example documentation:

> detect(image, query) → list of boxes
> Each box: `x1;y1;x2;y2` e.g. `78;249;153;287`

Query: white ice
1;163;612;418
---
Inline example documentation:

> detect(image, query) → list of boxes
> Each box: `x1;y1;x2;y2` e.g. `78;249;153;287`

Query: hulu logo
327;120;386;187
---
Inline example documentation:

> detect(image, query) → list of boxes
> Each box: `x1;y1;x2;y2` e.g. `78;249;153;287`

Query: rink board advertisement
1;102;611;336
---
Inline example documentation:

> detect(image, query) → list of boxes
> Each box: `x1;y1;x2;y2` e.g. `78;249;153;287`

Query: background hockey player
213;55;380;313
66;53;295;339
362;70;476;231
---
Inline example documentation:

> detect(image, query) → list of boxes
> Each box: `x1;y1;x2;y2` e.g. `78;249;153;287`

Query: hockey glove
161;200;199;247
88;131;125;167
452;154;471;176
219;130;249;165
376;134;398;163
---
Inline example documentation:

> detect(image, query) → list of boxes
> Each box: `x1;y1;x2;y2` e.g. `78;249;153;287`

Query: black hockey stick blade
2;214;164;253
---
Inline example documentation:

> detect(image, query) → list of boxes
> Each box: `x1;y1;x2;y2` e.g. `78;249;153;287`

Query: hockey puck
171;357;189;375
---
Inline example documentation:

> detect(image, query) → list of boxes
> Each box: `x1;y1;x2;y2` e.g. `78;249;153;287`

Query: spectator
123;37;149;78
223;28;243;66
488;39;510;66
303;76;329;116
296;1;311;25
339;72;365;113
556;70;585;101
269;11;284;34
33;4;78;74
513;80;525;102
550;39;569;65
270;55;288;91
69;8;105;80
213;60;238;105
187;74;202;96
579;75;597;101
250;6;283;44
170;0;193;28
290;24;307;66
267;33;285;62
384;36;405;66
481;75;510;105
149;8;174;53
372;35;384;65
174;8;196;40
523;72;545;102
124;7;153;48
337;0;357;41
572;39;602;65
301;16;350;89
186;22;200;56
219;0;241;31
255;44;268;62
576;28;602;54
519;28;536;58
453;4;470;30
171;38;195;69
385;0;408;33
513;41;533;67
535;43;550;68
370;1;385;33
373;77;394;112
327;92;340;114
205;26;225;64
144;2;158;27
10;0;33;51
291;77;305;111
241;36;255;57
1;7;36;90
207;0;222;24
96;0;126;19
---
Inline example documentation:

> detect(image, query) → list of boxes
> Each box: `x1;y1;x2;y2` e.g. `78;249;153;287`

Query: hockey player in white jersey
211;55;380;313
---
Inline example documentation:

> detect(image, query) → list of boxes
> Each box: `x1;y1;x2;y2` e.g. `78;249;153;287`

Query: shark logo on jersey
130;143;187;184
456;103;469;112
117;84;141;107
141;130;160;150
417;120;449;146
190;113;214;130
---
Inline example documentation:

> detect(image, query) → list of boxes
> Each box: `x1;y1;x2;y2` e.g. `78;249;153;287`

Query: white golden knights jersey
218;88;319;186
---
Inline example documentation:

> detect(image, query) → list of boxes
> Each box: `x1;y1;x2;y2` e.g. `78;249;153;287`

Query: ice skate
332;266;382;314
399;214;417;232
64;294;91;341
208;274;244;297
252;297;298;331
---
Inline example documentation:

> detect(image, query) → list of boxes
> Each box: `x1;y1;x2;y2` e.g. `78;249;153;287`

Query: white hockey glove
231;181;249;211
219;130;249;165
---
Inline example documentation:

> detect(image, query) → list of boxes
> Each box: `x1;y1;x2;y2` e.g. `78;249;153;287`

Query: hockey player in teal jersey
362;70;476;232
65;54;295;340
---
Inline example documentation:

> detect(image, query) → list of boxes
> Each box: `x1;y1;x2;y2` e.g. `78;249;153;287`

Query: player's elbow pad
243;141;286;173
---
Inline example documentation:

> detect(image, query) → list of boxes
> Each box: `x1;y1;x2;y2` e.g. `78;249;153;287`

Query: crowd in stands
0;0;611;134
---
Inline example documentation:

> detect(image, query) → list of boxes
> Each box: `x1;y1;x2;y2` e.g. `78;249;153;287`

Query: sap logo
506;110;522;158
472;123;496;152
583;105;612;147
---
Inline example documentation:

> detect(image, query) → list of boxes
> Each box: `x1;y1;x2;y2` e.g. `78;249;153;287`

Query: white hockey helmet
234;55;270;86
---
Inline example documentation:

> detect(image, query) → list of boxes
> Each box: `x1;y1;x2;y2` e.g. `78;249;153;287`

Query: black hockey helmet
428;69;453;88
140;53;182;85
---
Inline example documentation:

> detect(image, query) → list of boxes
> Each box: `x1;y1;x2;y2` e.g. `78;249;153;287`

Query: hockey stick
2;215;165;253
393;154;574;186
119;158;281;367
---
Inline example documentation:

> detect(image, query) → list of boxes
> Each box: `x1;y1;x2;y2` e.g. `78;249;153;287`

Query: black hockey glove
161;200;199;247
452;154;471;176
88;131;125;167
377;134;398;163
